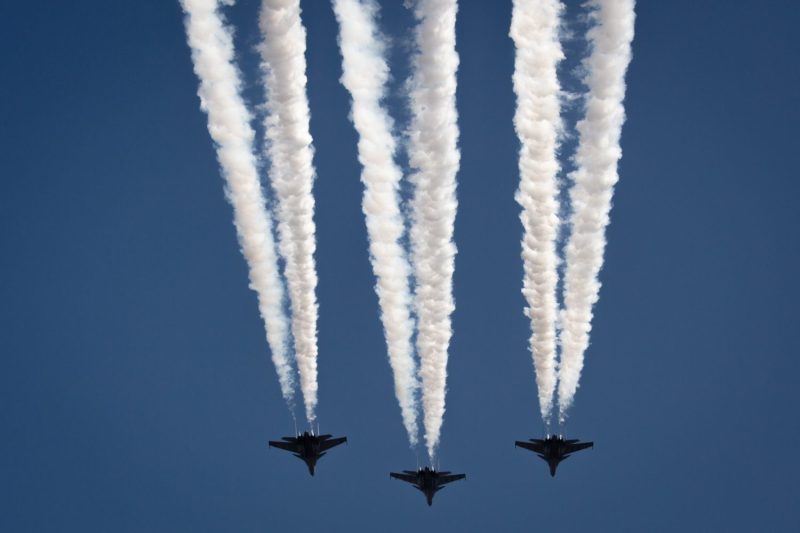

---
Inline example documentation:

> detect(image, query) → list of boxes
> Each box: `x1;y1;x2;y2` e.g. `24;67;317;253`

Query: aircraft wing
319;436;347;451
515;440;545;453
565;441;593;453
390;472;419;484
268;440;300;453
438;473;466;485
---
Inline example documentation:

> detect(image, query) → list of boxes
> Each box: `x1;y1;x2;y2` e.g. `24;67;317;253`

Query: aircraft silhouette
515;435;593;477
268;432;346;476
390;467;466;506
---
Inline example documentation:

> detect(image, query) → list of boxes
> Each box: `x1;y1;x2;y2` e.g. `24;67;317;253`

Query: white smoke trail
258;0;320;424
407;0;461;460
332;0;420;445
558;0;636;420
510;0;564;425
180;0;295;403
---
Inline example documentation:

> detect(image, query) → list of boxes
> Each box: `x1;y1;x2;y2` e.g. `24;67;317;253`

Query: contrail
558;0;636;420
258;0;320;425
407;0;461;460
332;0;420;446
179;0;295;404
510;0;564;426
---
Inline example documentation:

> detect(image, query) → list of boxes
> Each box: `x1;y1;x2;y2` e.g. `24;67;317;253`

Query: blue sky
1;1;799;531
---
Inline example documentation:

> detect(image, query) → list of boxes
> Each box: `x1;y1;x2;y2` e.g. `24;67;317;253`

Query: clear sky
2;1;799;531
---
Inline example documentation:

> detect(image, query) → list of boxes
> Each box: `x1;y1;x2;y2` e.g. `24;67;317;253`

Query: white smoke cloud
510;0;565;425
259;0;321;425
559;0;636;420
407;0;461;460
179;0;296;404
332;0;420;446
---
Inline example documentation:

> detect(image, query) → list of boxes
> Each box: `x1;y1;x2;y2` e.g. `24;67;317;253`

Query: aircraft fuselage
515;435;593;477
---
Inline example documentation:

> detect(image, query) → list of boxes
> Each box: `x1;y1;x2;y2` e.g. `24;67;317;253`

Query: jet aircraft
390;467;466;506
515;435;593;477
268;432;346;476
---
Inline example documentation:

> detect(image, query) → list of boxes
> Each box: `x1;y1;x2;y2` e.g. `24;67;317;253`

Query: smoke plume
510;0;565;425
332;0;420;446
258;0;321;425
407;0;461;460
559;0;635;420
180;0;295;404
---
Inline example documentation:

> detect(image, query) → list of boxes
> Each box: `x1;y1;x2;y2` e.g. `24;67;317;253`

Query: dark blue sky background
2;1;799;531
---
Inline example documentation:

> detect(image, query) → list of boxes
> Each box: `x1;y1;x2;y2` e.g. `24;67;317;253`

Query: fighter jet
268;432;346;476
515;435;593;477
390;467;466;506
